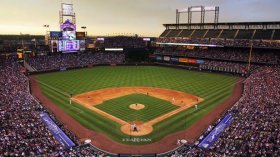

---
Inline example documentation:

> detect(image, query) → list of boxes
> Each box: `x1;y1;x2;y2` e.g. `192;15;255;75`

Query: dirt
71;87;203;136
71;87;202;107
129;104;145;110
30;76;244;155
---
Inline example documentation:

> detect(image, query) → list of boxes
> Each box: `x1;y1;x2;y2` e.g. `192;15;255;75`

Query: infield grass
95;94;179;122
35;66;240;145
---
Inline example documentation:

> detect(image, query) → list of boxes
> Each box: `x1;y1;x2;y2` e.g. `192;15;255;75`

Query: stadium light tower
81;26;87;36
176;6;219;29
43;25;50;45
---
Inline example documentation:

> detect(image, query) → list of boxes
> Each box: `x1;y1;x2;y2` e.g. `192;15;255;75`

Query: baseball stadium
0;1;279;157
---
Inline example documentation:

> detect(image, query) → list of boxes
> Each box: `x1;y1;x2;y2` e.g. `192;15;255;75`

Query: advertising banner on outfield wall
149;54;156;59
40;113;75;148
156;56;163;61
196;60;204;64
188;59;197;64
179;58;188;63
171;57;179;62
198;114;233;150
163;56;170;61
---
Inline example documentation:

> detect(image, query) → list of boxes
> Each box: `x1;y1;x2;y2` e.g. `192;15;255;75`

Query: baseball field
34;66;239;145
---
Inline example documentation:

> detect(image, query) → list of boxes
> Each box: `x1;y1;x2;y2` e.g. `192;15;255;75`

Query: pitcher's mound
129;104;145;110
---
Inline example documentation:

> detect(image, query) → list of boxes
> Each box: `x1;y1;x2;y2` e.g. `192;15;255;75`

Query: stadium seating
1;34;280;156
166;66;280;157
235;30;254;39
191;30;207;38
0;60;114;156
154;47;280;64
27;52;125;71
104;36;146;48
212;29;237;39
177;30;194;38
160;30;171;37
204;29;222;38
273;29;280;40
253;29;273;40
155;37;280;48
166;30;181;37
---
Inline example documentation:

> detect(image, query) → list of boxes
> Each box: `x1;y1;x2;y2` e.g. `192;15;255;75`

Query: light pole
43;25;50;46
81;26;87;36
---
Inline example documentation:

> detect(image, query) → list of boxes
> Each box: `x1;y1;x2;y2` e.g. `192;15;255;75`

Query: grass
95;94;179;122
36;66;239;145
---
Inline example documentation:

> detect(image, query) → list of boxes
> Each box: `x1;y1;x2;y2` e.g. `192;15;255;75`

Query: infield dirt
71;87;203;136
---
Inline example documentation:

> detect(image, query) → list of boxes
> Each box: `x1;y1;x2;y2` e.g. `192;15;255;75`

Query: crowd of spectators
0;61;64;156
1;53;279;156
28;52;125;71
156;38;280;49
199;60;257;75
0;60;112;156
155;47;280;64
209;66;280;156
167;66;280;157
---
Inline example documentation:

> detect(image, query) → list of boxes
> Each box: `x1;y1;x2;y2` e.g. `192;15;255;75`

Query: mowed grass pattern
95;94;179;122
36;66;239;145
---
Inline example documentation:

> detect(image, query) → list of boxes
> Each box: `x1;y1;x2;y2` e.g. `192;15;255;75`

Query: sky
0;0;280;37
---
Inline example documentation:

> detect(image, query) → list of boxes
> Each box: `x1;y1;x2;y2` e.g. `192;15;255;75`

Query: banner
87;44;95;48
188;59;196;64
163;56;170;62
170;57;179;62
200;46;208;50
179;58;188;63
198;114;233;150
186;45;195;50
196;60;204;64
40;113;75;148
156;56;163;61
149;54;156;59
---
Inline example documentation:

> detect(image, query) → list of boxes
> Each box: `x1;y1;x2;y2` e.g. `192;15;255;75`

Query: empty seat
178;30;193;37
191;30;207;38
273;30;280;40
204;30;222;38
160;30;171;37
253;30;273;40
219;30;237;39
166;30;181;37
236;30;254;39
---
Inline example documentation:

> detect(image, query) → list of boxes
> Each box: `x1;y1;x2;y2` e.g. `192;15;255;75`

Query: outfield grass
36;66;239;145
95;94;179;122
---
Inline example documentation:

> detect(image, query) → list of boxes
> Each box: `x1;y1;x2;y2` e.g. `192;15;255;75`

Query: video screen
62;4;74;15
62;31;76;40
58;40;80;52
50;32;62;38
